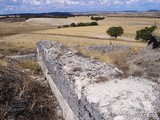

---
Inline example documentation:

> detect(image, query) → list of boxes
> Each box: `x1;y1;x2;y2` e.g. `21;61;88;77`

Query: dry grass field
34;16;160;38
1;16;159;63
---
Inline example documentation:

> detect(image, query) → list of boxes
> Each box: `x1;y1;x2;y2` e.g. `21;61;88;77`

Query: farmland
1;16;157;54
0;13;160;120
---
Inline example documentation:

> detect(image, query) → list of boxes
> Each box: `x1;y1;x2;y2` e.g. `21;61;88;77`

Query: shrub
89;22;98;26
106;26;124;39
63;25;69;27
91;16;105;21
135;26;159;49
77;22;98;27
70;23;77;27
77;22;88;26
135;26;157;41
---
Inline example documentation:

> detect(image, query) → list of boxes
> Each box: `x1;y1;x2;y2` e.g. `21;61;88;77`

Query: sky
0;0;160;14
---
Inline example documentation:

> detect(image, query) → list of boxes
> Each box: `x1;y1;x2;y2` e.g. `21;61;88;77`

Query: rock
114;116;124;120
6;53;36;61
37;41;160;120
87;45;131;53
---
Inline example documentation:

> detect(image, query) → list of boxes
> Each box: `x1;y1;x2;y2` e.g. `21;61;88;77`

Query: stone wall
37;41;160;120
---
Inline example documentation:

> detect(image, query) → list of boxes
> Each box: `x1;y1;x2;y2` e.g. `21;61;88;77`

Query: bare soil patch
25;18;75;26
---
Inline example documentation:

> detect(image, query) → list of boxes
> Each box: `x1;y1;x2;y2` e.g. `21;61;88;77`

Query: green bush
77;22;88;26
63;22;99;28
89;22;98;26
135;26;157;41
70;23;77;27
91;16;105;21
63;25;70;27
77;22;98;27
135;26;159;49
106;26;124;39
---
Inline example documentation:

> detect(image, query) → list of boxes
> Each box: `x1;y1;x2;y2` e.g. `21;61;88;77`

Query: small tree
106;26;124;39
70;23;76;27
135;26;157;41
89;22;98;26
135;26;159;49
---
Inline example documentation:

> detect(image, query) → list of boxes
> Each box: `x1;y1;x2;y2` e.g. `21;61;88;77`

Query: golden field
34;16;160;38
1;16;159;63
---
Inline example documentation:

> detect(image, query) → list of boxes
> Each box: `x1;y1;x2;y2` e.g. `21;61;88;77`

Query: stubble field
0;16;160;63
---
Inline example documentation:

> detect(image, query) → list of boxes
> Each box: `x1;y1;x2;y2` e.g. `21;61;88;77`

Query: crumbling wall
37;41;160;120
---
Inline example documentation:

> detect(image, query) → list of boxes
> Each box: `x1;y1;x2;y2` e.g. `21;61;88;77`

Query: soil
0;55;63;120
25;18;75;26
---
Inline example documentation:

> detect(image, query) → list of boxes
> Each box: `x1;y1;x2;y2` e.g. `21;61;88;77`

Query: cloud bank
0;0;160;14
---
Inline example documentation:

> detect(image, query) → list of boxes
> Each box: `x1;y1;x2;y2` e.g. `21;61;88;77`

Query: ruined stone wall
37;41;160;120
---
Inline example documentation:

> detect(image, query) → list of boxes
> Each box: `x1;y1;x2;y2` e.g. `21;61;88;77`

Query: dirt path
30;33;142;44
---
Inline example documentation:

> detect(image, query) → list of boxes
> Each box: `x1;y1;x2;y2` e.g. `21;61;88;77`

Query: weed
18;60;42;74
0;60;7;67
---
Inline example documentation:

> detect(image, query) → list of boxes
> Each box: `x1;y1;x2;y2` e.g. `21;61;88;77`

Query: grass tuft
0;60;8;67
18;60;42;74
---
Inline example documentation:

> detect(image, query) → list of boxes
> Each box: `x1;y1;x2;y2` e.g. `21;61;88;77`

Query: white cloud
126;0;140;5
114;0;123;5
1;0;160;14
22;0;45;5
66;0;79;5
22;0;80;6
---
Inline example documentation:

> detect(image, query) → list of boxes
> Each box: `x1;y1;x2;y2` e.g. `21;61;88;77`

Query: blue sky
0;0;160;14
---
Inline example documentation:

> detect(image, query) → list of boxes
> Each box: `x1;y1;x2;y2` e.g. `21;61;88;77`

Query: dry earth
25;18;76;26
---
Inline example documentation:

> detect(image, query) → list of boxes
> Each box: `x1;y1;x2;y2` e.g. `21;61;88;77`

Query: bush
89;22;98;26
106;26;124;39
135;26;157;41
63;25;69;27
70;23;77;27
77;22;98;27
135;26;159;49
91;16;105;21
77;22;88;26
63;22;99;28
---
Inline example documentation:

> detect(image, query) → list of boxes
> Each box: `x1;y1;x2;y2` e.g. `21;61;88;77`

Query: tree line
91;16;105;21
106;25;159;49
62;22;98;28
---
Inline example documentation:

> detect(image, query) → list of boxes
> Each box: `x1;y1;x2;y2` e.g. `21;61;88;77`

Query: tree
135;26;159;49
106;26;124;39
70;23;76;27
89;22;98;26
91;16;105;21
135;26;157;41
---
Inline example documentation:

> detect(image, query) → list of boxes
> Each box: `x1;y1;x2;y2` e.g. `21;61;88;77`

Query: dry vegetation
0;63;62;120
18;60;42;74
0;16;159;119
0;16;153;56
35;17;160;38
